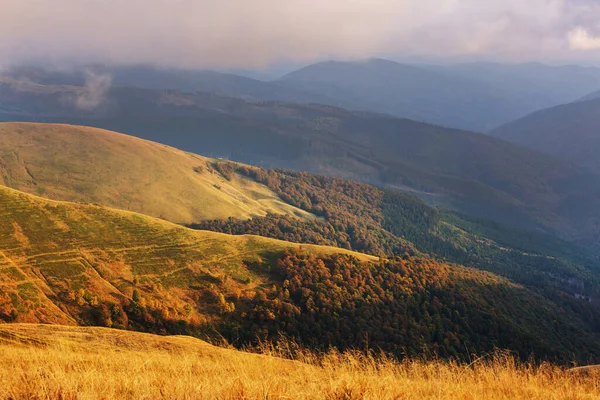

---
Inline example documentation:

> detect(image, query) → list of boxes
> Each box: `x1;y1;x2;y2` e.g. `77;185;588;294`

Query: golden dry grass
0;122;312;224
1;324;599;400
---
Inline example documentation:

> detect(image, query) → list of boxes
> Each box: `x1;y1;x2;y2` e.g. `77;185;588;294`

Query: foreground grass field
0;324;598;400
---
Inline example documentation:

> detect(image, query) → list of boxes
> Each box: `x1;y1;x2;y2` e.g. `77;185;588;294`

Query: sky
3;0;600;70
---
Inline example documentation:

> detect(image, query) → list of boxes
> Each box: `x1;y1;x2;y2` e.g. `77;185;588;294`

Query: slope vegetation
1;324;599;400
1;185;599;361
0;122;311;223
0;184;370;325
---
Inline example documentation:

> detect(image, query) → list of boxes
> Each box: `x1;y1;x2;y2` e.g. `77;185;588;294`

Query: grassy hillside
1;324;599;400
492;98;600;174
0;184;370;326
0;122;311;223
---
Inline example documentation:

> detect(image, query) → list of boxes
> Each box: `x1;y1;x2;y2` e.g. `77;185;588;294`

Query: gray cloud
2;0;600;69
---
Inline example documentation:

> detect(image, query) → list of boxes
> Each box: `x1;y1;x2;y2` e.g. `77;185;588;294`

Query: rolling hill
491;98;600;174
0;122;311;224
1;324;598;400
1;185;600;361
0;183;371;325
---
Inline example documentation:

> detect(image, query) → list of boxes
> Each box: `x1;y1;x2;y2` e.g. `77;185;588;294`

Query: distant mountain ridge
491;98;600;174
578;90;600;102
277;59;600;131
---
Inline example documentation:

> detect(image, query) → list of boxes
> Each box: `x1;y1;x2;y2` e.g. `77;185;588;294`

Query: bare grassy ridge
0;122;312;223
1;324;599;400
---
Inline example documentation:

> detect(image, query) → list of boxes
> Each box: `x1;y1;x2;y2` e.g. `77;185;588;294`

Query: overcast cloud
2;0;600;69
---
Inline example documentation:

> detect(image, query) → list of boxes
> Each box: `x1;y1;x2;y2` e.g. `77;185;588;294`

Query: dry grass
1;324;599;400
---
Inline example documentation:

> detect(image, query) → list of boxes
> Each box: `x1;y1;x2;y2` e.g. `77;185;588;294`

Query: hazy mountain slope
578;90;600;102
428;62;600;112
491;99;600;173
9;61;600;132
277;59;600;131
277;59;520;131
3;82;600;243
0;122;311;224
4;65;335;104
1;185;600;361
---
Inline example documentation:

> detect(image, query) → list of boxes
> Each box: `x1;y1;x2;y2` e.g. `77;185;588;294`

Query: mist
73;71;112;110
2;0;600;69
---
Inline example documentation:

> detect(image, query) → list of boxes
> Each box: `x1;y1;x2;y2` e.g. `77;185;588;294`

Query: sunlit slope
1;324;598;400
0;185;373;324
0;122;311;223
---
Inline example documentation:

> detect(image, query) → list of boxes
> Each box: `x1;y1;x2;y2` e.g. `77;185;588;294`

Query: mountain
2;184;600;361
427;62;600;111
578;90;600;102
491;98;600;174
278;59;600;131
10;61;600;132
3;122;598;297
3;65;333;104
3;82;600;245
0;122;311;224
277;59;519;131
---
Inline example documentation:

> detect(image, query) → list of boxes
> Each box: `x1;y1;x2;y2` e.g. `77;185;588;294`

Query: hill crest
0;122;312;224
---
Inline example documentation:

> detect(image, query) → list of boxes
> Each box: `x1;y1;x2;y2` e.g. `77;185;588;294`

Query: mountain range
6;59;600;131
3;59;600;363
2;123;600;362
3;77;600;248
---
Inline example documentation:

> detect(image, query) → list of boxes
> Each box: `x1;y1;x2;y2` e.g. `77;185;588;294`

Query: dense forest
57;250;600;363
198;163;600;292
193;163;600;333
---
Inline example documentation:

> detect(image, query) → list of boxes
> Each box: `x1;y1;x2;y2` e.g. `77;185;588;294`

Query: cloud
568;27;600;50
2;0;600;68
74;71;112;110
